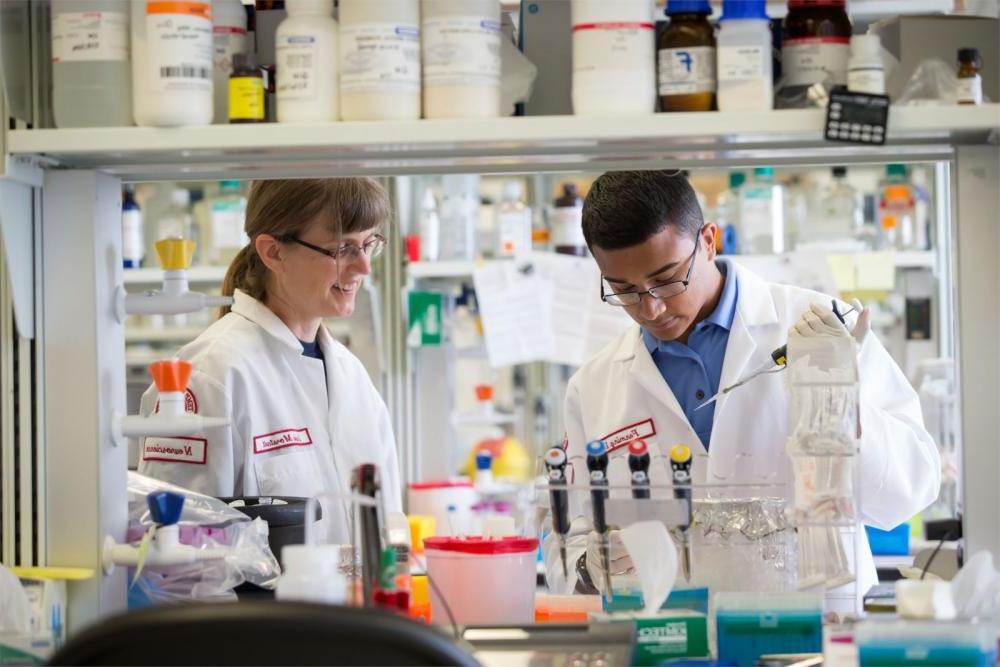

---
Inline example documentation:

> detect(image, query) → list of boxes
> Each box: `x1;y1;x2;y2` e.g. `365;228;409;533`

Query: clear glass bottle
209;180;248;265
494;180;532;258
878;164;916;251
739;167;784;254
815;166;861;243
658;0;716;112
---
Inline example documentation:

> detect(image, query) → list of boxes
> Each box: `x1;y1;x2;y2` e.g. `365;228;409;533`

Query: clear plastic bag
897;59;961;106
127;472;281;605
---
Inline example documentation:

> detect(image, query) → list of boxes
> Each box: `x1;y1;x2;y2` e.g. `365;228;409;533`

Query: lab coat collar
231;289;307;353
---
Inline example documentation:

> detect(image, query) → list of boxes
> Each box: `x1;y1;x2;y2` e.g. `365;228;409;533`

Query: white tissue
950;551;1000;619
620;521;677;614
895;579;956;620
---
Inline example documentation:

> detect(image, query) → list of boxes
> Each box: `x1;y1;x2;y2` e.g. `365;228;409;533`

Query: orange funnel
149;360;193;393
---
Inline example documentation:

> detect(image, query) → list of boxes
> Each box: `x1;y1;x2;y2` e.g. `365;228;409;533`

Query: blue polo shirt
642;260;739;449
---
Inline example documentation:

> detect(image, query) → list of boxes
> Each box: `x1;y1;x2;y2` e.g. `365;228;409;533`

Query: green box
407;291;444;347
592;610;709;666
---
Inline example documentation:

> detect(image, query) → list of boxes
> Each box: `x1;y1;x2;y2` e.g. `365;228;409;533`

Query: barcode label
160;65;211;79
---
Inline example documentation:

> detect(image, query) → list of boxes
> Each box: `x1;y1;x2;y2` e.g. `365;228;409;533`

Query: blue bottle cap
147;491;185;526
586;440;607;457
720;0;769;21
665;0;712;16
475;450;493;471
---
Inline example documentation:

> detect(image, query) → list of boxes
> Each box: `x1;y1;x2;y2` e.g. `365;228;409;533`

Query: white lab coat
137;290;402;544
544;261;940;604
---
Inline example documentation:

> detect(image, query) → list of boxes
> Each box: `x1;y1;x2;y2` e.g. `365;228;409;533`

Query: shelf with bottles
12;106;999;180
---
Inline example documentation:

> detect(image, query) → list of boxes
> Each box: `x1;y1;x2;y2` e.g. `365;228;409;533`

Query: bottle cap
232;52;258;72
886;163;908;180
285;0;333;17
728;172;746;189
753;166;775;182
475;384;493;401
850;34;882;59
665;0;712;16
475;450;493;471
832;166;847;178
721;0;768;21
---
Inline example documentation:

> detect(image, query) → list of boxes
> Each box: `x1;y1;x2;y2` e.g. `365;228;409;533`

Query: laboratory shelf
9;105;999;181
124;326;206;344
406;260;482;280
123;266;228;286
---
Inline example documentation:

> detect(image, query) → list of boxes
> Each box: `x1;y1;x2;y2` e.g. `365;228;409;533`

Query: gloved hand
585;529;634;593
788;298;871;346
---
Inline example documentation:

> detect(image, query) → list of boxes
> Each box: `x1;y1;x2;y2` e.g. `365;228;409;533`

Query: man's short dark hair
582;170;704;251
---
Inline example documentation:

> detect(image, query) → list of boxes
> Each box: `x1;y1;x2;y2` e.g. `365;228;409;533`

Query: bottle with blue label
657;0;716;112
122;188;144;269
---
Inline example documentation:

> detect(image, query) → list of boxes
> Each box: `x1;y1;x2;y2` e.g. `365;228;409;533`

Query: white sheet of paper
473;260;553;368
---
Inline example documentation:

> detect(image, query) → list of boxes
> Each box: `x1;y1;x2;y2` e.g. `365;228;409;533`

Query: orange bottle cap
475;385;494;401
149;359;193;393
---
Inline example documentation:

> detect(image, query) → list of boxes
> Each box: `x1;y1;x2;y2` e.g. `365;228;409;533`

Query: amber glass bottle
658;0;716;112
782;0;852;88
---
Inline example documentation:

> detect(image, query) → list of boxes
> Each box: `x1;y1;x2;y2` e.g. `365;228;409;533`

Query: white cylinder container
52;0;132;128
339;0;421;121
424;536;539;625
421;0;501;119
276;545;348;605
131;0;214;127
277;0;339;123
212;0;249;124
570;0;656;116
847;34;885;96
716;11;773;112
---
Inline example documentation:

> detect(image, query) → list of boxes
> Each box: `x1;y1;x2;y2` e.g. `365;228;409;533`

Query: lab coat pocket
253;451;325;499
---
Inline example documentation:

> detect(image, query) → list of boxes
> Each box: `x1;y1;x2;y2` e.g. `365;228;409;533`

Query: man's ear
701;223;719;261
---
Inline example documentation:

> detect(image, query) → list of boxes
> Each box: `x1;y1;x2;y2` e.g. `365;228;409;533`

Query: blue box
866;523;910;556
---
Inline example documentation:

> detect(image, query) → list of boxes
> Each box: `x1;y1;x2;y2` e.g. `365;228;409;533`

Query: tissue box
591;610;709;666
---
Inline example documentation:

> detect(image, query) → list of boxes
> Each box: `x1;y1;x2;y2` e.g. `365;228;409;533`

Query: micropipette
695;300;857;412
586;440;613;602
670;444;693;583
544;446;571;580
628;440;651;500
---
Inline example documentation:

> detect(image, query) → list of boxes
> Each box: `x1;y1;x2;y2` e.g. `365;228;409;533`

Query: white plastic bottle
847;34;885;96
739;167;784;254
421;0;501;119
276;545;348;605
570;0;656;116
494;180;532;258
339;0;421;121
276;0;339;123
122;188;144;269
418;189;441;262
131;0;214;127
716;0;773;112
52;0;132;128
212;0;249;124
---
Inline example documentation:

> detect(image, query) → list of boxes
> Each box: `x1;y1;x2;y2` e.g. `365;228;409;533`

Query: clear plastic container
212;0;249;124
52;0;132;128
421;0;501;119
339;0;421;121
716;0;772;112
418;189;441;262
424;536;539;625
571;0;656;115
815;166;861;242
739;167;784;254
276;0;339;123
131;0;214;127
276;544;348;605
494;180;532;258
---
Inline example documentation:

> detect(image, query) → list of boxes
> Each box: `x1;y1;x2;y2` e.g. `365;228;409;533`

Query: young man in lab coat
544;170;940;606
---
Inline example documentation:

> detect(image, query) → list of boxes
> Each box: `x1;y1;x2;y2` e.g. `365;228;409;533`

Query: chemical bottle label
658;46;716;96
572;21;655;75
781;38;849;87
228;77;265;122
52;10;128;63
340;23;421;94
957;75;983;105
146;2;213;93
213;25;249;76
550;207;586;247
277;35;320;102
422;16;501;87
122;210;145;263
718;45;767;82
496;210;531;258
847;68;885;96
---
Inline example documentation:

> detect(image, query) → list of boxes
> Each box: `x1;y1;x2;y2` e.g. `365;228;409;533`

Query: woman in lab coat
543;171;940;608
138;178;401;544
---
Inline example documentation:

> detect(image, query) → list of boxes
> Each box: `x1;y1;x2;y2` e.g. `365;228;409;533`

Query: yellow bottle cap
670;444;692;464
154;238;196;271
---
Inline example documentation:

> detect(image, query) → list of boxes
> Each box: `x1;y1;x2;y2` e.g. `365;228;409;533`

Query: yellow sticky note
855;252;896;291
827;255;857;292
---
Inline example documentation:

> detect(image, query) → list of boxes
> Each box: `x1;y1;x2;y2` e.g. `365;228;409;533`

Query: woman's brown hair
220;178;390;316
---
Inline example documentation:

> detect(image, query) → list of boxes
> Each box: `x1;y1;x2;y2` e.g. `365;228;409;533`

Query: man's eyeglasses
286;234;386;263
601;240;699;307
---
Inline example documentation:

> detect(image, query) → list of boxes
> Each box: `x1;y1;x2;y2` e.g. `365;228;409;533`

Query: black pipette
544;446;571;580
628;439;651;500
586;440;613;601
670;444;693;583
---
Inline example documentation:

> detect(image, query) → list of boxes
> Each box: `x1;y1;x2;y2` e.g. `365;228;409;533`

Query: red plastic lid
409;480;474;491
424;536;539;554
